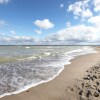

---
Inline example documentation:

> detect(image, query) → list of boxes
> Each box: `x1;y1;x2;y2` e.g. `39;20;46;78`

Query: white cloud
88;16;100;33
0;36;39;45
0;20;6;27
93;0;100;12
88;16;100;27
42;25;99;45
35;29;42;34
10;30;16;35
88;15;100;35
68;1;82;16
60;3;64;8
68;0;93;19
34;19;54;29
0;0;9;4
0;23;100;45
82;9;93;19
66;22;71;27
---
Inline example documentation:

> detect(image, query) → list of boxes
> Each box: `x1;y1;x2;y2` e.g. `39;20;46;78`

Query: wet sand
1;46;100;100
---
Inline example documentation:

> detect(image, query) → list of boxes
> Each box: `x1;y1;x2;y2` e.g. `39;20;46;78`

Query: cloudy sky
0;0;100;45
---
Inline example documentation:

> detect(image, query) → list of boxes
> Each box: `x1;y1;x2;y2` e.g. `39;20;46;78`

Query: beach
0;46;100;100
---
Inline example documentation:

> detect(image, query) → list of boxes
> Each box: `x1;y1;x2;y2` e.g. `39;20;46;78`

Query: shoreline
1;46;100;100
0;46;95;98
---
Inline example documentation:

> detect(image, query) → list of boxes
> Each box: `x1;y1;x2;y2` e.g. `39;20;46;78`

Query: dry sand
1;46;100;100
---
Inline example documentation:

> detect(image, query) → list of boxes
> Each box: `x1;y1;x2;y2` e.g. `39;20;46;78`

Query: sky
0;0;100;45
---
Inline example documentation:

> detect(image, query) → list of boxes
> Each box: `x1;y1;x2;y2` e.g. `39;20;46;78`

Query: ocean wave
0;46;97;98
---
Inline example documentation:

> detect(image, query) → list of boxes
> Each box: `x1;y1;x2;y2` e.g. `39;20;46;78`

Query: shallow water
0;46;97;98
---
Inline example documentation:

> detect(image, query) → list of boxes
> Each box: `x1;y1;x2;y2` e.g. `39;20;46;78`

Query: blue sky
0;0;100;45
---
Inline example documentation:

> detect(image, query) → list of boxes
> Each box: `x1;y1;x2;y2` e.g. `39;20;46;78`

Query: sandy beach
1;46;100;100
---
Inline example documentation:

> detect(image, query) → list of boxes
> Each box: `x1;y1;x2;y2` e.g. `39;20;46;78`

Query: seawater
0;46;97;98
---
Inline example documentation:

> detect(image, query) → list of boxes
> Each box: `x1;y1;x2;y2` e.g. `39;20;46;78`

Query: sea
0;46;97;98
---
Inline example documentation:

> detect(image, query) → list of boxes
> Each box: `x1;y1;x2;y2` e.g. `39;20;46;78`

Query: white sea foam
44;52;51;56
0;46;97;98
18;55;38;61
25;47;30;49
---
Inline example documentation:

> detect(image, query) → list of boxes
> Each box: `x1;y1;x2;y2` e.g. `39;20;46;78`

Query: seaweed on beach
75;64;100;100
